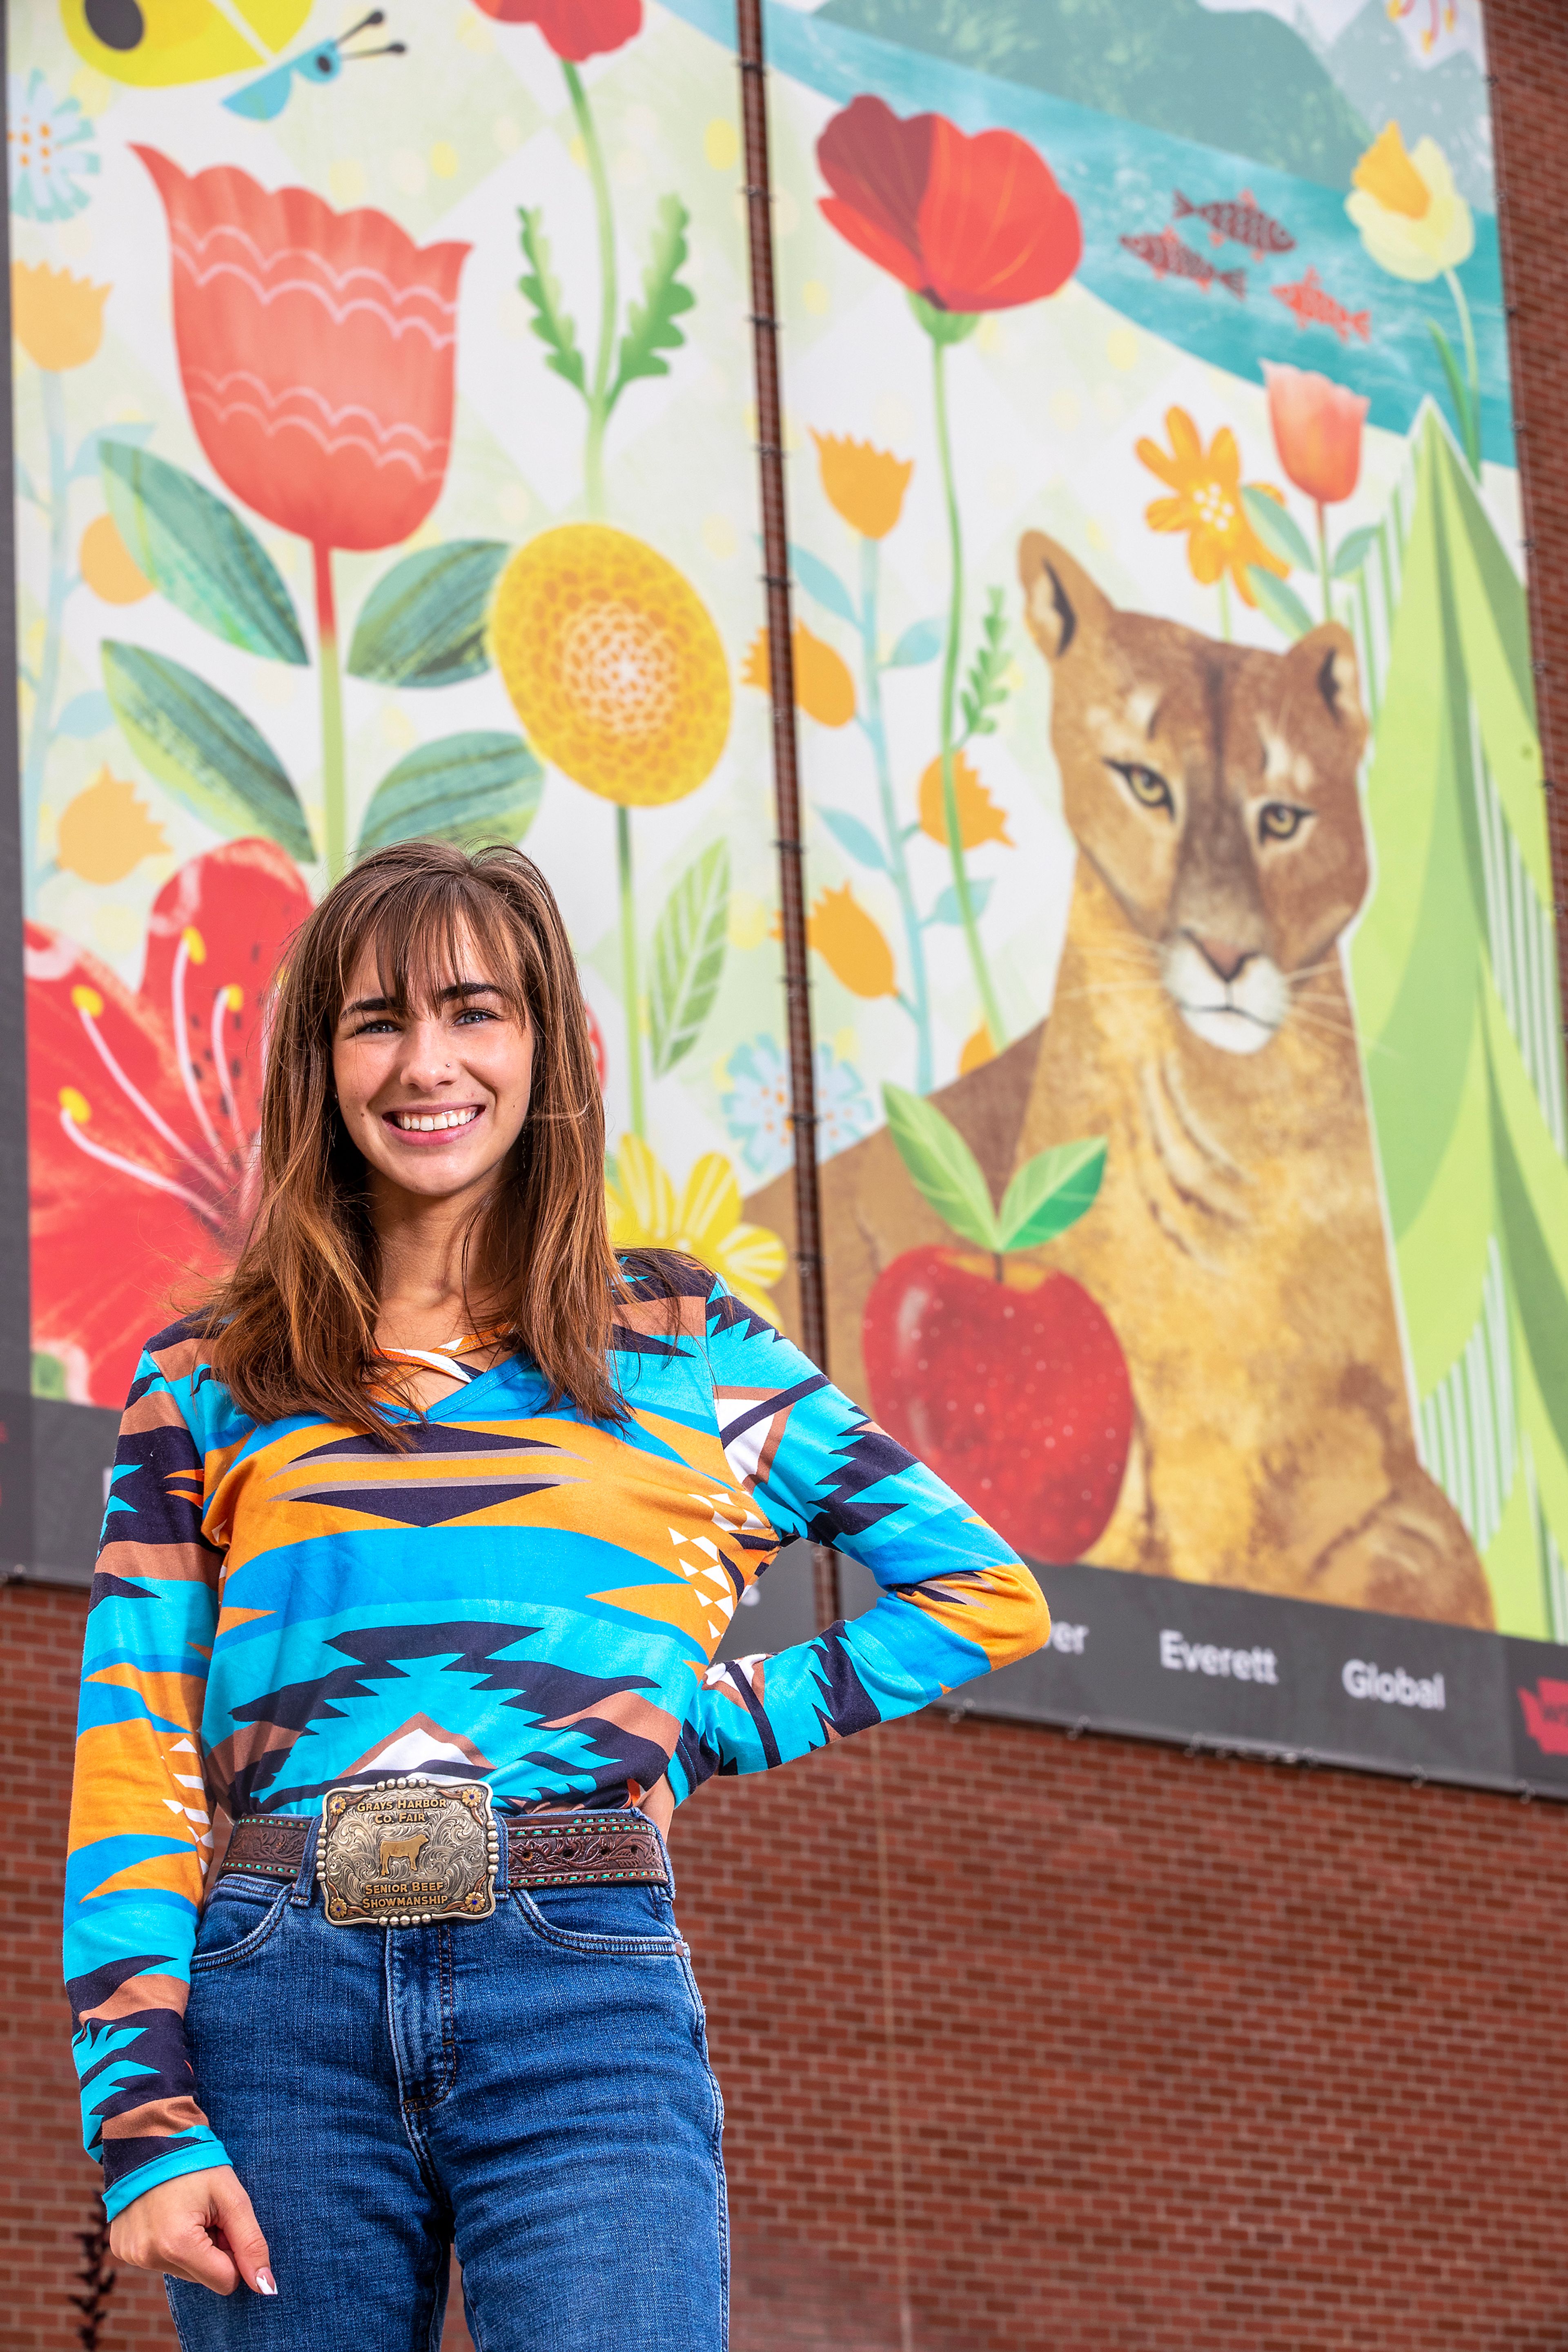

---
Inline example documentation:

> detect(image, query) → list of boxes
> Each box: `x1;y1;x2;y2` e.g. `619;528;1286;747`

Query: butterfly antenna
339;9;386;38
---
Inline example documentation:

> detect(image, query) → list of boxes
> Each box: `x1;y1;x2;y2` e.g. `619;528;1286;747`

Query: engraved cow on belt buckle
318;1776;498;1927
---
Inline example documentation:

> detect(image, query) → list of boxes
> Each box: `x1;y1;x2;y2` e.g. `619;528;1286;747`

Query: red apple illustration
861;1086;1131;1562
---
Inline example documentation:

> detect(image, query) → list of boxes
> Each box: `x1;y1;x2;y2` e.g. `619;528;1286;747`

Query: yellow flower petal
677;1152;743;1261
492;525;731;807
959;1024;996;1075
917;751;1013;850
1352;121;1430;220
56;769;167;884
80;512;151;604
715;1222;788;1315
606;1131;677;1246
11;262;109;372
806;883;898;999
811;431;913;540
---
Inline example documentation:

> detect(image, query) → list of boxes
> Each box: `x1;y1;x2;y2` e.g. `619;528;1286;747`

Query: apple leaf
997;1137;1107;1253
881;1082;999;1254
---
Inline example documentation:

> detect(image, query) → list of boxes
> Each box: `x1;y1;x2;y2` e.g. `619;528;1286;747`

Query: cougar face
1020;530;1370;1056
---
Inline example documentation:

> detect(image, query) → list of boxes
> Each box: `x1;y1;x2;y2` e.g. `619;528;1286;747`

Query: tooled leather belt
218;1779;666;1929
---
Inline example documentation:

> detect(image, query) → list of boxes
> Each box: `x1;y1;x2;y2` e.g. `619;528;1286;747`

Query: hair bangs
338;864;534;1030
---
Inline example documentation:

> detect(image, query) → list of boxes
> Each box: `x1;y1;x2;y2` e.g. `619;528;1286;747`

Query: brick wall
6;2;1568;2347
8;1579;1568;2352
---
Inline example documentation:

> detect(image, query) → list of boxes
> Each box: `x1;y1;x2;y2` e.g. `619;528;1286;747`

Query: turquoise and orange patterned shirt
65;1260;1048;2218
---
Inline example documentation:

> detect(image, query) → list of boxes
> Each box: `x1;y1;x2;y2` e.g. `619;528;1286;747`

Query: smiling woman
66;837;1050;2352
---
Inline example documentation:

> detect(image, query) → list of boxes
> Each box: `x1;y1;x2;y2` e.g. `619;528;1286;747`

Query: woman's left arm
667;1281;1049;1802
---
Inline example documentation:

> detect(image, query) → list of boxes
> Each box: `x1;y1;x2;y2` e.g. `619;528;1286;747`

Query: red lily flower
470;0;641;60
26;840;311;1407
133;148;470;555
817;96;1081;316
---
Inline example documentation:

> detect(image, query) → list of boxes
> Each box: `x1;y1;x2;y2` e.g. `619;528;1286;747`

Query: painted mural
9;1;1566;1645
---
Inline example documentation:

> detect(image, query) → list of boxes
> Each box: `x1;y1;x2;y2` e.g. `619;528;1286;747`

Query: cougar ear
1018;531;1113;664
1290;621;1367;748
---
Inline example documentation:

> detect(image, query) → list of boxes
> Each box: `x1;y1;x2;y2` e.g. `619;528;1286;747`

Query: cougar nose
1189;932;1254;984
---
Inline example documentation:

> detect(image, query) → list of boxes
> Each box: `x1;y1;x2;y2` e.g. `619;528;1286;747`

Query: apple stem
993;1251;1005;1285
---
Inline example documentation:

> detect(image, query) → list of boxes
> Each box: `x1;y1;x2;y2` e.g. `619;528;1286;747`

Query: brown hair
202;840;635;1432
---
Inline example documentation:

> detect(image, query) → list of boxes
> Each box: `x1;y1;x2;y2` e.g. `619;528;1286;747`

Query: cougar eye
1258;802;1311;843
1107;760;1174;816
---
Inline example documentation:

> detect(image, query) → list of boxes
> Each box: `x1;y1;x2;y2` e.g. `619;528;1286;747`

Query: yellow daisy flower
607;1136;786;1319
491;524;731;806
1347;122;1473;283
1135;408;1288;606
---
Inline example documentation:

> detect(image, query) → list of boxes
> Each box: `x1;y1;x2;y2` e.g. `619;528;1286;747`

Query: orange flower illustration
492;524;731;806
56;770;168;884
79;513;151;605
1136;409;1287;606
11;262;108;372
812;431;913;540
743;620;855;728
806;883;898;999
917;751;1011;849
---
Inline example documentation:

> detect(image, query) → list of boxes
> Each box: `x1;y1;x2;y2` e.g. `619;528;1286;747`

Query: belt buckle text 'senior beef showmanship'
317;1777;498;1927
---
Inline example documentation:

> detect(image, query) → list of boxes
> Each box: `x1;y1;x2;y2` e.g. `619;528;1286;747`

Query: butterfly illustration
225;10;406;119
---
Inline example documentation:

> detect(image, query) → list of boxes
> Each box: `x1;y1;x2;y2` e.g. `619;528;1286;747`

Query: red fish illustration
1173;188;1294;261
1119;227;1245;300
1271;266;1371;344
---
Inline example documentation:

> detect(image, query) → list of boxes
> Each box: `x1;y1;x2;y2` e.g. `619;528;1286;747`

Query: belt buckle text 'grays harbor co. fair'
317;1777;499;1927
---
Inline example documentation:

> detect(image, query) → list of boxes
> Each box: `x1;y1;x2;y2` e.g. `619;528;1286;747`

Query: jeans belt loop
289;1815;321;1906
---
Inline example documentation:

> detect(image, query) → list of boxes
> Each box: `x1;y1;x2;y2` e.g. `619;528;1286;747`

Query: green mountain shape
817;0;1374;189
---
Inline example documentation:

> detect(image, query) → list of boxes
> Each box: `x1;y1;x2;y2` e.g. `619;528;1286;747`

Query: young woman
66;841;1049;2351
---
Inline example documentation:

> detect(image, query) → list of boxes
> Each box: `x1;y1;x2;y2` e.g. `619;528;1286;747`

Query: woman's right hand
108;2166;276;2296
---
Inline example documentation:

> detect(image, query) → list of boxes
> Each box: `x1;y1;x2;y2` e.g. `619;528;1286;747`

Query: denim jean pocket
189;1877;290;1974
511;1880;686;1955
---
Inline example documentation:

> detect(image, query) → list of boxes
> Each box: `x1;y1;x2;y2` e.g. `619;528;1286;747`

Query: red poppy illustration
470;0;641;56
817;95;1081;317
134;148;469;556
26;839;310;1406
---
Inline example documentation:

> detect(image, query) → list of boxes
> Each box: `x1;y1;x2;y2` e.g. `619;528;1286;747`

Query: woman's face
331;927;535;1213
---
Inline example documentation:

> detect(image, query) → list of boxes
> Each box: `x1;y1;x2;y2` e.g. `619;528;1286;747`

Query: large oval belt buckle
318;1777;498;1928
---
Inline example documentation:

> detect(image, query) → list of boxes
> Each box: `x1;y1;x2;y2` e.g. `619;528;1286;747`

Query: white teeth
392;1107;479;1133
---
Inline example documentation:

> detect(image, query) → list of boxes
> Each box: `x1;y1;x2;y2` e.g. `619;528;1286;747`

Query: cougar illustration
749;530;1490;1628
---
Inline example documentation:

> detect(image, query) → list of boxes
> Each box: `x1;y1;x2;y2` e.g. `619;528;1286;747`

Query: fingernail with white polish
256;2272;278;2297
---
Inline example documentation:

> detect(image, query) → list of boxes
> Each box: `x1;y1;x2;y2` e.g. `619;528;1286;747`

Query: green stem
1444;265;1483;479
1316;502;1332;628
314;542;346;880
931;336;1005;1058
858;537;933;1092
565;60;617;521
1356;564;1380;727
1216;571;1233;644
21;369;71;893
617;803;645;1138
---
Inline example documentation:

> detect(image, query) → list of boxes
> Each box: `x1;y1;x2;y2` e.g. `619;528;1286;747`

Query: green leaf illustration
355;732;543;857
102;641;314;863
518;205;586;395
886;616;943;668
929;878;993;927
100;443;307;665
346;541;512;688
959;587;1010;739
1427;321;1479;473
647;840;730;1076
882;1083;999;1254
817;806;888;873
71;420;152;483
788;541;858;628
1332;524;1380;580
997;1138;1107;1252
1241;483;1314;574
1247;564;1314;641
611;192;695;410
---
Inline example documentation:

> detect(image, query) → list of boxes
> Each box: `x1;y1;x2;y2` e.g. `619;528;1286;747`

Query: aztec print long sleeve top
65;1260;1048;2218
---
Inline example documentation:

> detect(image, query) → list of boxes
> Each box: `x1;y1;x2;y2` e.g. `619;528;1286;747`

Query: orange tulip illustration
917;752;1011;849
807;884;898;1000
812;432;913;541
744;620;855;728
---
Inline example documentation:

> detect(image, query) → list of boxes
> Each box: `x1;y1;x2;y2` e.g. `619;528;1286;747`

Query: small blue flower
9;73;99;225
722;1033;873;1182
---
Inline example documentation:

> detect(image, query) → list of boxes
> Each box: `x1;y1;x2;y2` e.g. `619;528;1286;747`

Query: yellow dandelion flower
743;619;855;728
917;751;1013;849
79;512;151;604
56;769;167;884
807;883;898;1000
491;524;730;807
606;1135;786;1319
1135;408;1288;606
11;262;109;372
811;431;913;540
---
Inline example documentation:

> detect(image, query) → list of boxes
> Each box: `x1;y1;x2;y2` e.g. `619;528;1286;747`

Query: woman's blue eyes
349;1007;501;1038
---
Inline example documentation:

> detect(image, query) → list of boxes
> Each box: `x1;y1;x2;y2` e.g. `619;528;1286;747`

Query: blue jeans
166;1819;727;2352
